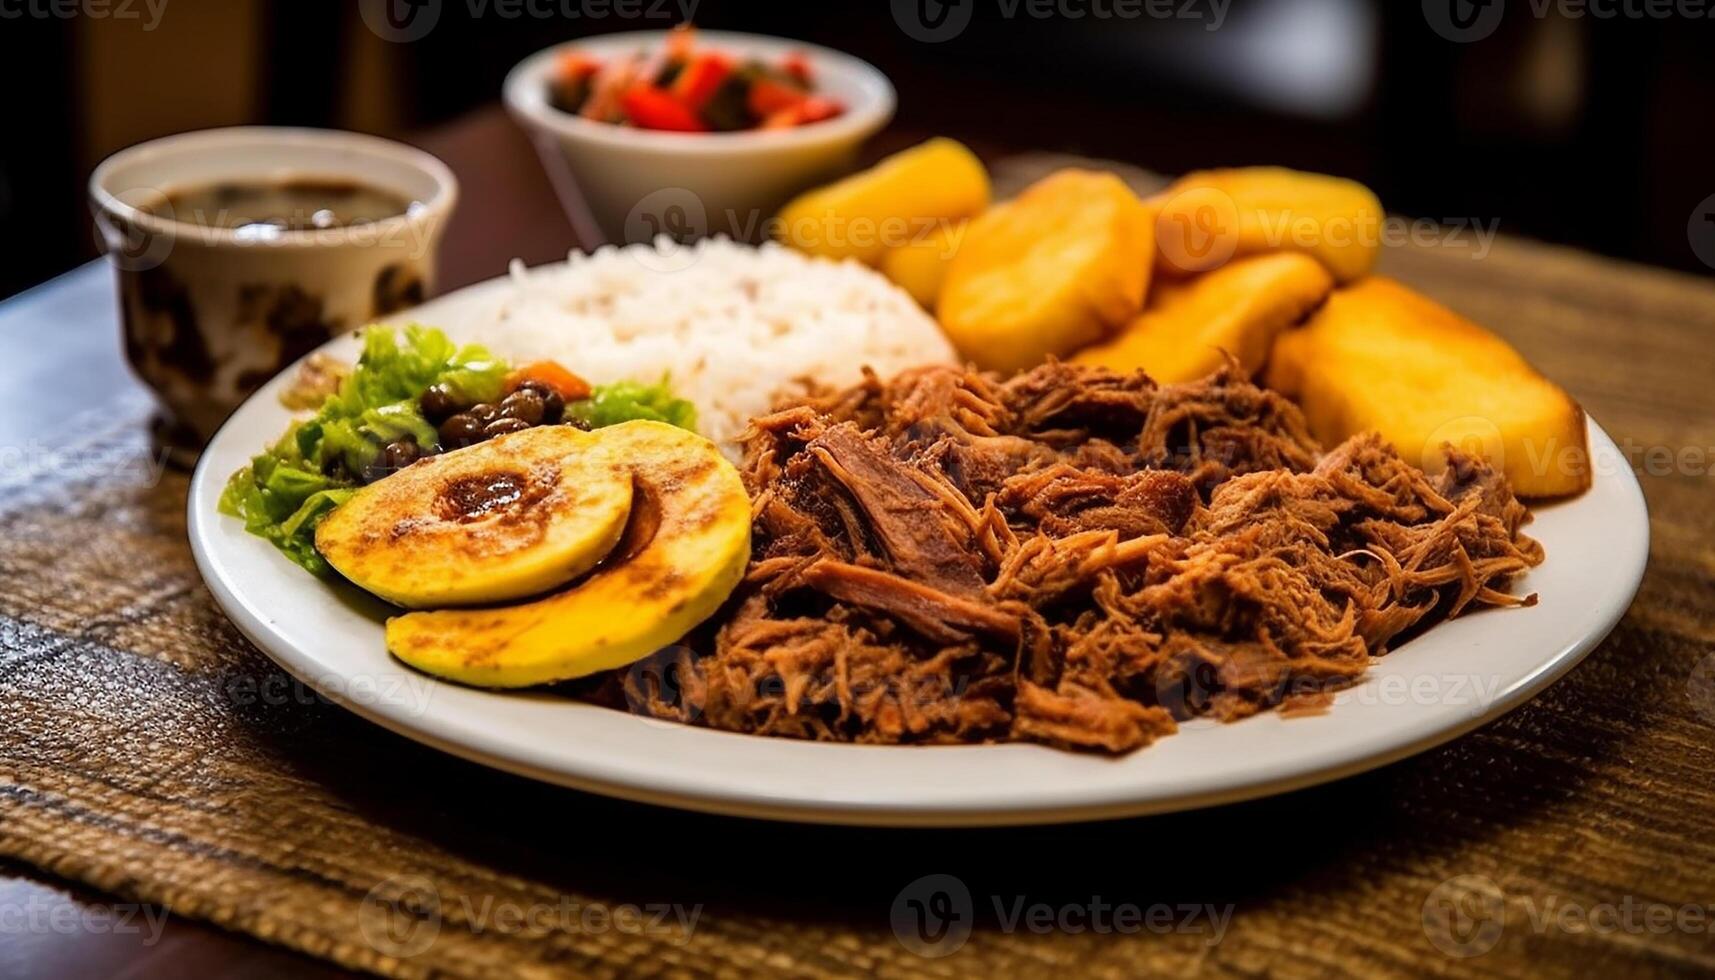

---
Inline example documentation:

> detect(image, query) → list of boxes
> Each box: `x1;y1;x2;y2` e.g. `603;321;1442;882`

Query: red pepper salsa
546;25;844;133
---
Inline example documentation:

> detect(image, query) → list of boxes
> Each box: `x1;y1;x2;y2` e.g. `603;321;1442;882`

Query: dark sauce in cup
151;178;421;239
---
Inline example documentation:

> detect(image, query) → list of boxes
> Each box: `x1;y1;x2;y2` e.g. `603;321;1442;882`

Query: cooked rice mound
475;237;955;455
620;362;1544;754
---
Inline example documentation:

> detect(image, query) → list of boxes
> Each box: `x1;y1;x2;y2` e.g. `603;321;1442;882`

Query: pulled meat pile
623;362;1544;753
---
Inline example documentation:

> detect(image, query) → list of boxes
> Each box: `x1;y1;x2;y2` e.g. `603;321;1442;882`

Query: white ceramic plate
188;276;1650;826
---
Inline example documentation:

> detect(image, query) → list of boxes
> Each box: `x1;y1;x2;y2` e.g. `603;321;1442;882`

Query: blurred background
4;0;1712;300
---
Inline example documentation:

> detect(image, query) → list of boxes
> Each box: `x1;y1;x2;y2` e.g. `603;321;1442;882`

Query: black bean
514;381;565;421
360;437;424;483
467;402;500;424
419;383;463;423
439;413;484;449
499;389;545;425
483;417;531;438
382;438;420;470
540;390;565;424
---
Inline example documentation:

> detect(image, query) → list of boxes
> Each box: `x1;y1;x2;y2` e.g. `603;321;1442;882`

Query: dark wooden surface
1;107;1712;978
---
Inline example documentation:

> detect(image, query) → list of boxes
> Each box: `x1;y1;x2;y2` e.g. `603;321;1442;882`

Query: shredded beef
621;362;1544;754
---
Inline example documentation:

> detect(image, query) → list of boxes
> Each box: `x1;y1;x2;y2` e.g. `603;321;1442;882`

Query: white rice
465;237;955;455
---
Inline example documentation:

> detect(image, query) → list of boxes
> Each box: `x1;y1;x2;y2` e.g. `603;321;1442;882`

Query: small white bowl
504;31;895;244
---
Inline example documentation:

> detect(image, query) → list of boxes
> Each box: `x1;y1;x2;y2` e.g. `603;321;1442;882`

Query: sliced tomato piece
759;106;805;130
671;52;733;111
797;96;843;124
620;84;708;132
664;22;696;61
747;78;806;118
781;51;814;85
554;51;599;83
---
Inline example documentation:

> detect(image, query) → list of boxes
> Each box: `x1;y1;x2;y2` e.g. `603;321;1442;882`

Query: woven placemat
3;158;1714;978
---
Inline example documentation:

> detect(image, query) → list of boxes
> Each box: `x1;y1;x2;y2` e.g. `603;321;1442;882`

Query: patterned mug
89;127;458;459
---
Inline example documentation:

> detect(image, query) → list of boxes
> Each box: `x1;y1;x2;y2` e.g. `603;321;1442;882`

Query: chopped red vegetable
664;22;696;61
747;77;806;118
580;55;639;122
543;27;843;132
555;52;598;83
671;52;733;111
781;51;814;85
797;96;843;124
759;107;803;130
621;84;709;132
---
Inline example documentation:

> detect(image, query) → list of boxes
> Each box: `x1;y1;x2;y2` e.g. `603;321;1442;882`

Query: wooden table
1;107;1712;978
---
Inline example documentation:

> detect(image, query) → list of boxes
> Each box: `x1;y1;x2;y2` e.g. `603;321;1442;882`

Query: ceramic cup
504;31;894;246
89;127;458;455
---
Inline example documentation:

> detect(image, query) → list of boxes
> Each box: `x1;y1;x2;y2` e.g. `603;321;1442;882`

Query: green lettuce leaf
568;379;698;431
219;325;508;576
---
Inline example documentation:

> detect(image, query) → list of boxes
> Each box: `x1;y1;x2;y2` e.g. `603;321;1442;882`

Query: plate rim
186;270;1651;827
